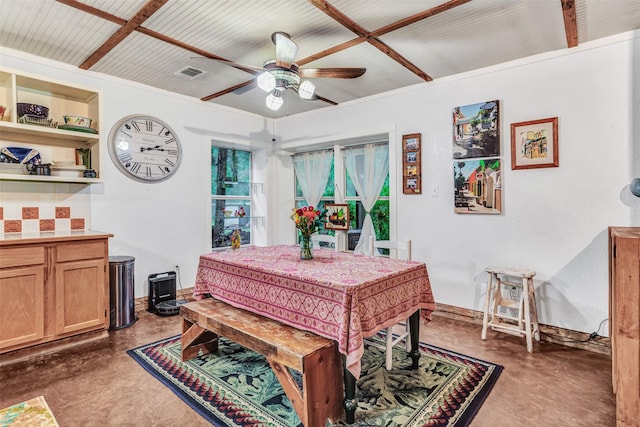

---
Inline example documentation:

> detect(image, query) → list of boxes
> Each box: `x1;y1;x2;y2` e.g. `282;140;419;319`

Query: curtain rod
340;141;388;151
290;148;334;157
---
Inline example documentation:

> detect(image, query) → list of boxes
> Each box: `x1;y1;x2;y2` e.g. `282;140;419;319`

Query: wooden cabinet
608;227;640;427
0;246;45;349
0;234;111;354
0;68;102;183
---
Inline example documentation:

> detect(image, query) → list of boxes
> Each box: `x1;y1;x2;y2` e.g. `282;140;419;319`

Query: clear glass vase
300;236;313;260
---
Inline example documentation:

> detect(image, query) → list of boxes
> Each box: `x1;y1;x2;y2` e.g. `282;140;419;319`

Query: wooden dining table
193;244;436;423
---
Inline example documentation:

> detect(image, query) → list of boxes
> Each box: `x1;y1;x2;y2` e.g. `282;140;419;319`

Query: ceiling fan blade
299;67;366;79
272;32;298;68
233;81;256;94
191;56;263;76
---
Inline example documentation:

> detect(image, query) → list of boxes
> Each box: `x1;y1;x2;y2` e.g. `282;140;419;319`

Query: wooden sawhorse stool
481;266;540;352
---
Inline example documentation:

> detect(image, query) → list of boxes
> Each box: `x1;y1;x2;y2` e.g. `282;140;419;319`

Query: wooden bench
180;298;344;427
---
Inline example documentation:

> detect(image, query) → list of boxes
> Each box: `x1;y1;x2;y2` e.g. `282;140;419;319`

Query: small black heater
148;271;184;316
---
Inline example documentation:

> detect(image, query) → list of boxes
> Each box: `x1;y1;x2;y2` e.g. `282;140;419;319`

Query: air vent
174;66;206;80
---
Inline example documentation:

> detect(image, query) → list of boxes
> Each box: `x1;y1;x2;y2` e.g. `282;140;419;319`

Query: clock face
108;115;182;182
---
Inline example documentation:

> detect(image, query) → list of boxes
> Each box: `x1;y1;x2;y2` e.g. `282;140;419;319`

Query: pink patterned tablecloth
194;245;436;378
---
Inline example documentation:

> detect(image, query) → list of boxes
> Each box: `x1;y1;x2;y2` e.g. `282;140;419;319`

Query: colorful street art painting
454;158;502;214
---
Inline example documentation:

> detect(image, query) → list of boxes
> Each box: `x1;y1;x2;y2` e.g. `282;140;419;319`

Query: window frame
210;145;253;250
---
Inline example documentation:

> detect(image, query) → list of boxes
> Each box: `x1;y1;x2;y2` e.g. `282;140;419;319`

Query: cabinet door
611;232;640;426
55;258;107;335
0;266;45;350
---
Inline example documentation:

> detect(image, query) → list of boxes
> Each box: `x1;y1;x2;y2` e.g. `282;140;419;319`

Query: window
346;172;389;242
294;144;389;250
211;146;252;249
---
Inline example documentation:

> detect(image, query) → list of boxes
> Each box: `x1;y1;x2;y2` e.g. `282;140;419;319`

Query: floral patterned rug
0;396;59;427
128;334;502;426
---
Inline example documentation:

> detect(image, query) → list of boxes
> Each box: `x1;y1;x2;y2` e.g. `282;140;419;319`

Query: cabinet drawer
56;241;106;262
0;246;45;268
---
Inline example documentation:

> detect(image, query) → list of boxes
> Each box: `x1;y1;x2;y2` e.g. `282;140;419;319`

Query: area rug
0;396;60;427
128;334;502;426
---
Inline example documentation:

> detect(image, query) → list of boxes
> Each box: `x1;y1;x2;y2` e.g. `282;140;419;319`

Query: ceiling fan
200;32;366;111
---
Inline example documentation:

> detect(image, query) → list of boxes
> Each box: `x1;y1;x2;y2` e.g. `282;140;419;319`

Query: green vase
300;236;313;260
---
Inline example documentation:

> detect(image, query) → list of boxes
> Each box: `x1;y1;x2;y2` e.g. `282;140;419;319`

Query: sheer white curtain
343;143;389;255
291;149;333;208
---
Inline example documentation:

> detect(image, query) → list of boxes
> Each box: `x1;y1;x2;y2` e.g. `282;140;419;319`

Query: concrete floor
0;310;615;427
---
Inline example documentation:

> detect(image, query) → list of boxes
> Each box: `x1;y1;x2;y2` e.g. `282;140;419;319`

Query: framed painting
510;117;558;170
324;204;349;230
402;133;422;194
453;158;502;214
452;100;500;159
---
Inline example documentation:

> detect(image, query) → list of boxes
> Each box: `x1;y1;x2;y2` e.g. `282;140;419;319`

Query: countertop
0;230;113;245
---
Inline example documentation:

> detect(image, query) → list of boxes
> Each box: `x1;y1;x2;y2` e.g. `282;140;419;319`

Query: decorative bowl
63;115;93;128
17;103;49;118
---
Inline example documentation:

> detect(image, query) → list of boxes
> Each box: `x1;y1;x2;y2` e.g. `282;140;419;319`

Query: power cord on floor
540;318;608;343
175;265;185;301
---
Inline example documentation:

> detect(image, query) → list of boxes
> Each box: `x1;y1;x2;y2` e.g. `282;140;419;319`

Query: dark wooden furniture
608;227;640;426
180;298;344;427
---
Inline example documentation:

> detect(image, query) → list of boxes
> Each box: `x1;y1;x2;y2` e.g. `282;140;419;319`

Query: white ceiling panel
0;0;638;118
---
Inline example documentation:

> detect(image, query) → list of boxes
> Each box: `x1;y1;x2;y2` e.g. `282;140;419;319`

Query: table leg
343;355;357;424
408;310;421;369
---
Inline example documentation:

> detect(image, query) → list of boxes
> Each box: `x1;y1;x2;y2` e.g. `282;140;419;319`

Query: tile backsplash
1;205;86;233
0;181;90;234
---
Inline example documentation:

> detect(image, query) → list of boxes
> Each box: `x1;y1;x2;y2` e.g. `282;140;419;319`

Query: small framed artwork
405;151;420;163
402;133;422;194
404;176;421;193
404;135;420;151
324;204;349;230
510;117;558;170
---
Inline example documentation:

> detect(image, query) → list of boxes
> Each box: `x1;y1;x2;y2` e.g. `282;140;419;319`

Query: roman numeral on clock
164;158;175;167
167;149;178;156
130;162;141;174
146;120;153;132
145;166;152;177
130;121;141;132
118;152;133;163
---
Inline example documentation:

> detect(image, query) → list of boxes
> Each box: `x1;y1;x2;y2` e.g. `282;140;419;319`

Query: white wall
0;49;270;298
274;31;640;335
2;30;638;335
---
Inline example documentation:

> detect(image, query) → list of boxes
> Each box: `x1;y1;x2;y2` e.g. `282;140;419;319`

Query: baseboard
432;303;611;356
0;329;109;369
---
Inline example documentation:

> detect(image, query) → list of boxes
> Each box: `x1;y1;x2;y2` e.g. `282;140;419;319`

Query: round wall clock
107;115;182;183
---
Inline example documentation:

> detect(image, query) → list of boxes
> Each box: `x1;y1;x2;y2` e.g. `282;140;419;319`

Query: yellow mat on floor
0;396;59;427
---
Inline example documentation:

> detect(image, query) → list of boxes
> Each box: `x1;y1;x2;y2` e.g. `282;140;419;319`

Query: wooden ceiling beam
561;0;579;48
58;0;258;76
309;0;443;82
201;80;256;102
369;0;472;38
368;38;432;82
297;37;365;66
55;0;127;25
77;0;169;70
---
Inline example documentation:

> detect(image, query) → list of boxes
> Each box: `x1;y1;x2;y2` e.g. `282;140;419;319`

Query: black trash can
109;256;137;329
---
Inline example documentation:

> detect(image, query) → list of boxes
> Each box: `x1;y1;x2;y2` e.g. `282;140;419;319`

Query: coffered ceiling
0;0;638;118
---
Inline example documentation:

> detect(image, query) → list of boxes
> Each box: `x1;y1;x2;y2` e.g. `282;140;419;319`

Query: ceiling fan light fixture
257;71;276;92
266;91;283;111
298;80;315;99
